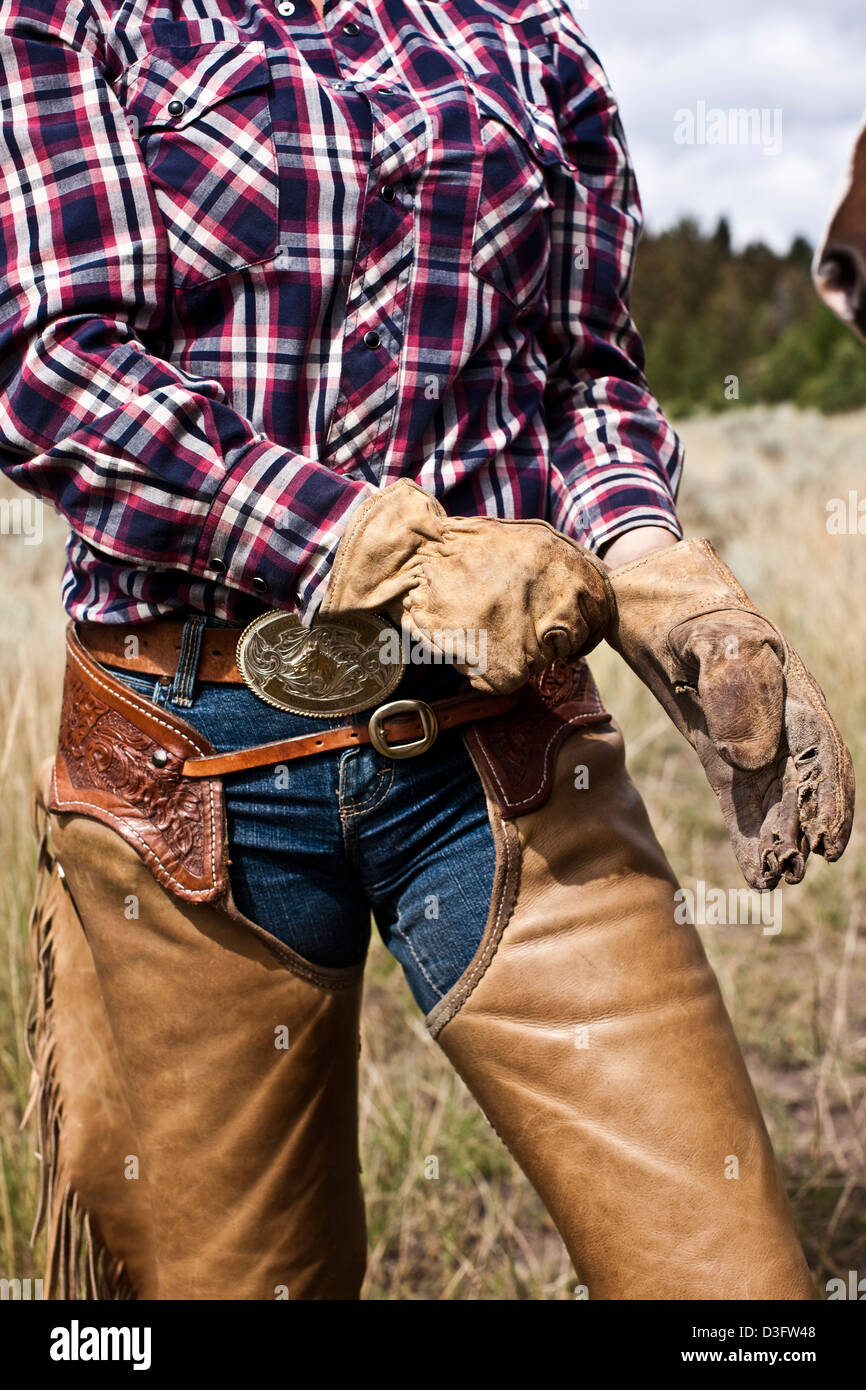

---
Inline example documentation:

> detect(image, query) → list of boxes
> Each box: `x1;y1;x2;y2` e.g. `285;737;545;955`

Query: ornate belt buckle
236;610;403;716
368;699;439;759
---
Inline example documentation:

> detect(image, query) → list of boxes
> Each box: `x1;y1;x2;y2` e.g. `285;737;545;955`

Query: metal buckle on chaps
236;610;404;716
368;699;440;760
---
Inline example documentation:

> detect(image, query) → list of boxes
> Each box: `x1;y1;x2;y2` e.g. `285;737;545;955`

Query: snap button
343;21;361;36
276;0;295;15
167;99;184;117
363;329;381;348
210;557;227;576
252;576;269;593
380;184;395;202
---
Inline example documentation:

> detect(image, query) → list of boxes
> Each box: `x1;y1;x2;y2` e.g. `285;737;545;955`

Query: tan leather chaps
436;719;815;1300
24;681;814;1299
26;756;366;1300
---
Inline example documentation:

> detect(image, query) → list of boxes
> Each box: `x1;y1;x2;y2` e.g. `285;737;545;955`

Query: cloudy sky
578;0;865;252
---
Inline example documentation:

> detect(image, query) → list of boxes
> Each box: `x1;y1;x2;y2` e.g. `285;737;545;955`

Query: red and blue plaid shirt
0;0;683;627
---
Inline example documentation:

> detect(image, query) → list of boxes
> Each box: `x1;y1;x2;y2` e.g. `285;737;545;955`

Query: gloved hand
607;538;855;889
319;478;613;694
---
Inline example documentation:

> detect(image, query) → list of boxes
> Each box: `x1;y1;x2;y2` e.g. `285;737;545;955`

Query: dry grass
0;402;864;1298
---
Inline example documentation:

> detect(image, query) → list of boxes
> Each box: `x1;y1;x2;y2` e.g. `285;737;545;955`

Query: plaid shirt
0;0;683;627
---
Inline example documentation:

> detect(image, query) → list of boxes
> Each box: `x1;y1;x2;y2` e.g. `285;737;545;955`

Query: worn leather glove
319;478;613;694
607;538;855;889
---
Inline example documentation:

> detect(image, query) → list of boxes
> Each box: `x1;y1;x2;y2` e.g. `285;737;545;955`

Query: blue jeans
101;624;497;1016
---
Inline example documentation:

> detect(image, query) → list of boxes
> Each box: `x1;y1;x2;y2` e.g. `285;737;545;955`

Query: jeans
101;622;497;1016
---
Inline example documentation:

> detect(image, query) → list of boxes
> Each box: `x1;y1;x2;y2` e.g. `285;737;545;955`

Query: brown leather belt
75;619;519;772
181;691;519;777
77;620;246;684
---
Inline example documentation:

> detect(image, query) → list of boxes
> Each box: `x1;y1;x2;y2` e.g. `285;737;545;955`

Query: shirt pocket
468;75;571;311
124;41;280;291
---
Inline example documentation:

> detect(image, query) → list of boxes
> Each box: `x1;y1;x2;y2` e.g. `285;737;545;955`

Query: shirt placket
321;82;429;478
270;0;432;480
268;0;484;484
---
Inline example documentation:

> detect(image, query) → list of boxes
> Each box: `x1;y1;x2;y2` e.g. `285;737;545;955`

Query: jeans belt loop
169;614;207;708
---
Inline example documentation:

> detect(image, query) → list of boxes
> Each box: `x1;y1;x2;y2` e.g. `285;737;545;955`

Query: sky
577;0;866;253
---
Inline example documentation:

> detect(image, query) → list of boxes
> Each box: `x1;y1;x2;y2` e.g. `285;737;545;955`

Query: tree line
630;217;866;416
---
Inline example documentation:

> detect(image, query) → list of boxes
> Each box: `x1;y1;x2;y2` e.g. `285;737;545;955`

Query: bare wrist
600;526;681;571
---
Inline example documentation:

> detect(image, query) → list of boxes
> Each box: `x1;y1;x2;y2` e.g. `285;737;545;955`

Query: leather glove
607;538;855;889
319;478;613;694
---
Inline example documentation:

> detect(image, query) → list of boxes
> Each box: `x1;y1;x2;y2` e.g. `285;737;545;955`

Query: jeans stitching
388;909;444;1001
340;759;396;817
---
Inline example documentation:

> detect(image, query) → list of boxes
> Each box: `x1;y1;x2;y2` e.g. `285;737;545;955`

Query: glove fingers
693;731;805;890
782;662;856;862
404;598;534;694
672;614;785;770
690;730;776;888
758;754;809;886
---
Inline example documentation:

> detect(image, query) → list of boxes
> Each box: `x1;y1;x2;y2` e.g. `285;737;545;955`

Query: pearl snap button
363;330;381;348
276;0;295;15
167;99;184;116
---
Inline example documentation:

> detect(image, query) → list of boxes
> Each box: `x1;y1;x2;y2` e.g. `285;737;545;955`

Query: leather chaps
22;626;815;1299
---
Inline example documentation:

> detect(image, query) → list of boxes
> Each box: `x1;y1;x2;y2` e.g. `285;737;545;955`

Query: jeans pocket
98;663;167;706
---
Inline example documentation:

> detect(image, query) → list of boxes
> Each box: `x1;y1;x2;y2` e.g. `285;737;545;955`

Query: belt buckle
368;699;439;759
236;610;403;716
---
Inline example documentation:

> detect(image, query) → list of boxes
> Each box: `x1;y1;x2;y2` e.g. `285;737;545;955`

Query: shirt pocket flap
125;41;272;132
470;72;574;172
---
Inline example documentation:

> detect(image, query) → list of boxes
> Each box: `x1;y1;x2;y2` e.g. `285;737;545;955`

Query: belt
52;622;611;904
181;692;519;776
79;609;407;716
77;620;250;684
75;617;518;770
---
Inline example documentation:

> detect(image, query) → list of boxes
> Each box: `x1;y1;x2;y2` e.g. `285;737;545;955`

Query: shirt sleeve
541;2;685;553
0;0;373;624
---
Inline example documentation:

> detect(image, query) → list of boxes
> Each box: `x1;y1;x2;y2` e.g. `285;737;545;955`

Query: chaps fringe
20;779;134;1300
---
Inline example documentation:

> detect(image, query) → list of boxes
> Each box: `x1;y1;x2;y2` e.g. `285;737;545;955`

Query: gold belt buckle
368;699;439;759
236;610;403;716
